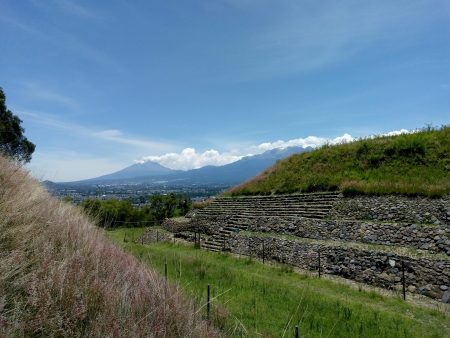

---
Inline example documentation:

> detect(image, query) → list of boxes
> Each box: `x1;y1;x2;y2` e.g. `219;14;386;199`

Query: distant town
45;182;228;205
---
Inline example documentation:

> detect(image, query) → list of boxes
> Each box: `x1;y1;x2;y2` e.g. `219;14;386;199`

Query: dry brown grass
192;199;214;210
0;155;215;337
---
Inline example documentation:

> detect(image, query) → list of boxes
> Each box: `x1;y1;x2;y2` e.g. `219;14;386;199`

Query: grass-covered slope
229;126;450;197
0;155;212;337
108;229;450;338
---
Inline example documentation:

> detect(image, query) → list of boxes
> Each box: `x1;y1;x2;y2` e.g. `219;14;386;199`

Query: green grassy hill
229;126;450;197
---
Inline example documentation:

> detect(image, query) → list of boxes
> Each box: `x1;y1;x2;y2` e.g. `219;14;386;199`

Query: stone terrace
183;192;450;302
195;192;339;251
196;192;339;220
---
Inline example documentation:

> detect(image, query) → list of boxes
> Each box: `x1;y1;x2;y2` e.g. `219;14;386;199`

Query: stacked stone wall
328;195;450;224
173;193;450;301
228;233;450;301
192;215;450;254
138;228;172;244
243;217;450;255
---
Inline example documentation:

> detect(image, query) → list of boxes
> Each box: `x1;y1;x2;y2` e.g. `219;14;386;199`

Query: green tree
81;194;192;228
147;193;192;223
148;194;169;224
0;87;35;163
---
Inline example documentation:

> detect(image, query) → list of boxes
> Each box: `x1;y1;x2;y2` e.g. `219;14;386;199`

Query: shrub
340;180;361;197
81;193;192;228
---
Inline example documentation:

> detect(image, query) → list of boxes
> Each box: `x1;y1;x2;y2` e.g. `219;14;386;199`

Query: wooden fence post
262;240;265;264
164;261;168;281
318;247;321;278
207;284;211;321
402;260;406;300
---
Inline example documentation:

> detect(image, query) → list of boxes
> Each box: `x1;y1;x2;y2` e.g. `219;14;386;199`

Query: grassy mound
229;126;450;197
0;155;213;337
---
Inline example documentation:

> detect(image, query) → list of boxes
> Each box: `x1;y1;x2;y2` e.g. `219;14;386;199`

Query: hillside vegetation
109;229;450;338
81;193;191;228
0;155;212;337
229;126;450;197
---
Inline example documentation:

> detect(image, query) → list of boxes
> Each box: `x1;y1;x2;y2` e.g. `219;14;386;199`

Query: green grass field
229;126;450;197
107;228;450;338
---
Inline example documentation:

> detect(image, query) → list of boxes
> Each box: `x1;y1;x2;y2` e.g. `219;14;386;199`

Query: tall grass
229;126;450;197
0;155;214;337
107;234;450;338
192;199;213;210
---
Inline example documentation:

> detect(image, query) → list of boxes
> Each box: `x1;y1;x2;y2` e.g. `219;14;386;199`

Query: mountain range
61;146;312;186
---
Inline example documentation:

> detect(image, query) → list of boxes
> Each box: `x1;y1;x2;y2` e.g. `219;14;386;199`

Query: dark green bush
81;193;192;228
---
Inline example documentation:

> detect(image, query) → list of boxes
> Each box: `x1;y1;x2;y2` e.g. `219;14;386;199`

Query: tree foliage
81;193;192;228
0;87;35;163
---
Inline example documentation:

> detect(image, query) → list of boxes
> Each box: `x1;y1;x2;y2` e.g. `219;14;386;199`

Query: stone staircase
199;192;340;252
187;192;450;301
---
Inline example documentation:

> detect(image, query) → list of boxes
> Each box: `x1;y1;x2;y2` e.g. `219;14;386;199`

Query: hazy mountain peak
66;146;311;185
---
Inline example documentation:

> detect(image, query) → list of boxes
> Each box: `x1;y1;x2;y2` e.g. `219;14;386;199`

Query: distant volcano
74;160;178;183
62;146;312;186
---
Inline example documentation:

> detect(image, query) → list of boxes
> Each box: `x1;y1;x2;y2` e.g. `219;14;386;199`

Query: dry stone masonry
329;195;450;224
228;233;450;300
244;217;449;254
167;192;450;302
138;228;173;244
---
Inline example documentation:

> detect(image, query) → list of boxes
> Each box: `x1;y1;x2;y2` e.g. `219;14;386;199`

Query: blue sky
1;0;449;181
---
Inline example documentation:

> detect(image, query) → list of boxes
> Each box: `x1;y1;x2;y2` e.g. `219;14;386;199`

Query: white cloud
220;0;449;80
362;128;413;139
21;82;80;111
137;148;243;170
24;116;411;179
54;0;97;18
91;128;168;149
0;12;122;72
94;129;123;138
21;111;173;152
254;134;354;152
380;129;410;137
137;133;355;170
137;128;413;170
